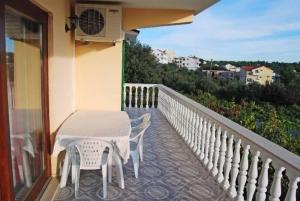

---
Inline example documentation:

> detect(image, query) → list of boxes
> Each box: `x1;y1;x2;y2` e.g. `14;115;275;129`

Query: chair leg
60;151;71;188
113;153;124;189
139;140;144;162
108;153;112;183
74;167;80;198
131;151;140;178
22;150;32;188
102;164;108;199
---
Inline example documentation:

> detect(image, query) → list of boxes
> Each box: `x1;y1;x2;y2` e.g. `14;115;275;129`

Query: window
0;1;50;200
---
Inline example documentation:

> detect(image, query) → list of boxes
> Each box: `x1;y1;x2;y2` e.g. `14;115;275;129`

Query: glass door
0;1;50;200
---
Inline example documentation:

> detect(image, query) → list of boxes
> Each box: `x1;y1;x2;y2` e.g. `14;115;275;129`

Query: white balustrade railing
124;83;158;108
125;83;300;201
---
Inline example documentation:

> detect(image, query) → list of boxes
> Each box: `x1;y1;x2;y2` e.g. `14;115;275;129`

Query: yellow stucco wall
123;8;194;30
254;66;273;85
75;42;123;110
32;0;75;133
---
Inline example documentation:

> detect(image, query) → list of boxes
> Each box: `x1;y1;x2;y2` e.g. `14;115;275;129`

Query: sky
138;0;300;62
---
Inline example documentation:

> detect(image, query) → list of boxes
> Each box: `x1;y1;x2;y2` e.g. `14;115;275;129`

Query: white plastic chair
130;113;151;162
130;113;151;129
130;121;151;178
67;140;115;199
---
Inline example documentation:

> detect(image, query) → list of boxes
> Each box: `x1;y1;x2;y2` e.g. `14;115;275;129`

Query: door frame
0;0;51;200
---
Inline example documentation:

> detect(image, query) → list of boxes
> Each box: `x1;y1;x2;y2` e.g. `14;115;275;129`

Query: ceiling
78;0;219;15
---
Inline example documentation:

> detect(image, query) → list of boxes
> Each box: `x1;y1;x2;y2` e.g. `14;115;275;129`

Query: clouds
138;0;300;62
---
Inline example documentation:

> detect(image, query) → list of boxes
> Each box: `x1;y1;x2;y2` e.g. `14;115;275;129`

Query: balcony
53;84;300;201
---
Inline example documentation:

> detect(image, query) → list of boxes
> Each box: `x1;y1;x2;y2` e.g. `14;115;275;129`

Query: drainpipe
121;40;126;111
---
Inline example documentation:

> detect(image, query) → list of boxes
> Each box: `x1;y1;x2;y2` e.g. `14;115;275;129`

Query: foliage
125;41;300;156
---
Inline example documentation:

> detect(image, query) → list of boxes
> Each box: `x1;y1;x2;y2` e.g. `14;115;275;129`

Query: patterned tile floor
53;108;232;201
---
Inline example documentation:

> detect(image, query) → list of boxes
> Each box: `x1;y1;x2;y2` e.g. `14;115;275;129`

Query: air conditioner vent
75;4;123;42
78;8;105;35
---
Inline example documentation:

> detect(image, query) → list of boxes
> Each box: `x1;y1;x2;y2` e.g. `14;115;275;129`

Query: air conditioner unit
75;4;123;42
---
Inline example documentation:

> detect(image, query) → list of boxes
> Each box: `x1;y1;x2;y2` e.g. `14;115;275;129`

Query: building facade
152;49;176;64
174;56;202;70
239;66;274;85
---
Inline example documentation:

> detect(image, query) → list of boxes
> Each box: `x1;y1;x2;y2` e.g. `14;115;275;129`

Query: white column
246;150;260;201
223;134;234;190
196;116;203;157
236;144;250;201
152;87;155;108
208;123;216;170
193;114;200;152
284;174;300;201
187;110;193;145
146;87;149;108
200;119;207;160
269;166;285;201
217;130;227;183
129;86;132;108
141;87;144;108
135;87;138;108
256;158;272;201
212;126;221;176
229;138;242;198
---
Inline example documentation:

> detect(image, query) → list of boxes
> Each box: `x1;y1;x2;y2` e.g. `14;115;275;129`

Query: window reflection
5;7;45;200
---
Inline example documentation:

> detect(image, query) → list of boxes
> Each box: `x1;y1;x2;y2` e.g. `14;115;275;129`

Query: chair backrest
142;113;151;123
130;121;151;147
70;140;112;170
131;113;151;125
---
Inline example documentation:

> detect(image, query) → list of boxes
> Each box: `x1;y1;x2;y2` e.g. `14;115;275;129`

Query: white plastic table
52;110;131;188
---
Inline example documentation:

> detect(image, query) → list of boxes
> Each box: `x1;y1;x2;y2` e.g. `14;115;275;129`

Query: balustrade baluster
123;86;127;108
146;87;149;108
184;108;190;142
223;134;234;190
193;114;200;152
183;107;187;140
229;139;242;198
284;175;300;201
178;104;183;136
246;150;260;201
200;118;207;160
135;87;138;108
196;116;203;157
217;130;227;183
141;87;145;108
204;121;212;165
175;101;180;132
151;87;154;108
269;165;285;201
212;126;221;176
188;110;195;148
256;158;272;201
128;86;132;108
208;123;216;170
236;144;250;201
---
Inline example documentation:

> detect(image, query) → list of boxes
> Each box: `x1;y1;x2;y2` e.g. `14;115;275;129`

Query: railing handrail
157;84;300;172
125;83;158;87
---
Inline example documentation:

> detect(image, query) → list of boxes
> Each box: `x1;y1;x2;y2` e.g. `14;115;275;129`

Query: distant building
239;66;273;85
225;64;240;72
202;70;236;80
174;56;203;70
152;49;176;64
